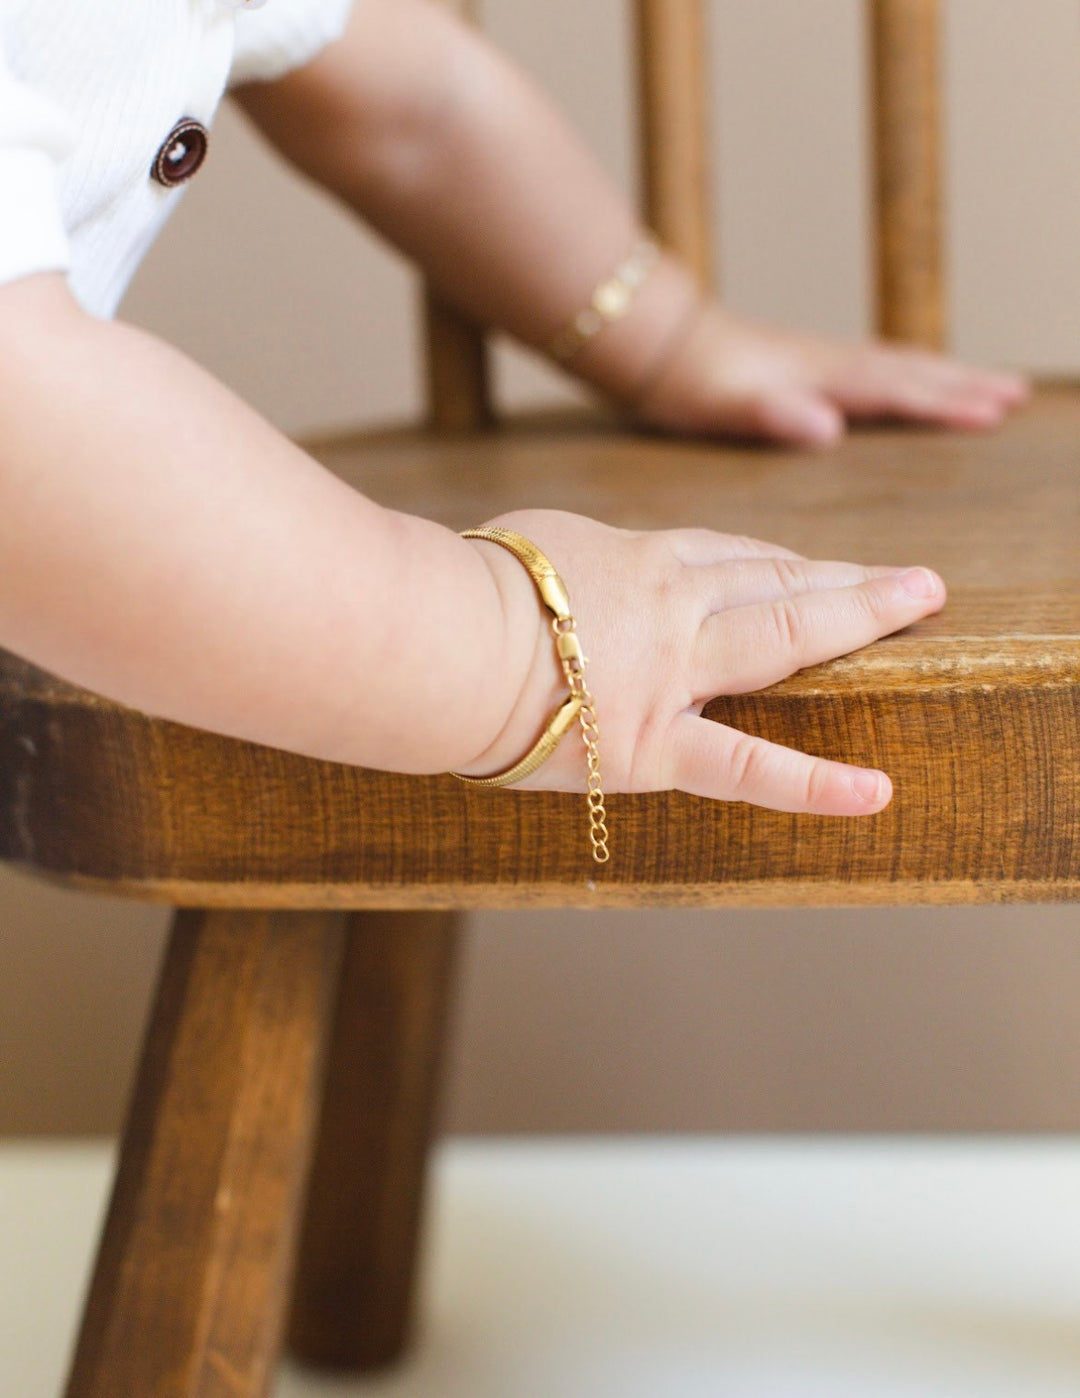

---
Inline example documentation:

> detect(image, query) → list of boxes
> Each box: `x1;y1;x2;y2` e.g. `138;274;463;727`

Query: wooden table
3;391;1078;909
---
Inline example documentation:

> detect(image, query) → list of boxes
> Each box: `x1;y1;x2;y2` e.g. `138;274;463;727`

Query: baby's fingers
693;567;945;697
665;714;891;815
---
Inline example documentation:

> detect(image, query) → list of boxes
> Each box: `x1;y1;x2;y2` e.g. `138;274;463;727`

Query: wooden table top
312;388;1080;597
2;389;1078;908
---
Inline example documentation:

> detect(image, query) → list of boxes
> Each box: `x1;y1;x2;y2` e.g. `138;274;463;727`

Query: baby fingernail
899;567;940;599
852;769;885;804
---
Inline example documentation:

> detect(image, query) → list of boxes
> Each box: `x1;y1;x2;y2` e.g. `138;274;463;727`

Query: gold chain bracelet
548;238;661;364
451;527;610;865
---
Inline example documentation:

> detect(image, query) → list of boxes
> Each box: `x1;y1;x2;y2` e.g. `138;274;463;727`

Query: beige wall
4;0;1080;1137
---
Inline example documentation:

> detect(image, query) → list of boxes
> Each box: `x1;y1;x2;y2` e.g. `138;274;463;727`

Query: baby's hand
629;302;1029;448
459;510;945;815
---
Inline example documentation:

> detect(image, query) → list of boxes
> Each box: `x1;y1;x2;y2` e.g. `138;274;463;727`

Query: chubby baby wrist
549;243;705;409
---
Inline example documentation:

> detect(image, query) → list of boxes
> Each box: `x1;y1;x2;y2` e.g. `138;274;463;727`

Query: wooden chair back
424;0;945;433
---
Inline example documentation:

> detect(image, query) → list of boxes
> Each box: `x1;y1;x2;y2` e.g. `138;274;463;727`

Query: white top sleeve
0;42;74;290
229;0;357;88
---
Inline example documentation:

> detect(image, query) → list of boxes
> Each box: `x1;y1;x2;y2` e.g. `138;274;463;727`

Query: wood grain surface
635;0;713;285
870;0;945;347
2;391;1077;907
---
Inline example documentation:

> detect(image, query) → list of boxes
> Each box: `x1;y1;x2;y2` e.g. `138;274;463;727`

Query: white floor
4;1138;1080;1397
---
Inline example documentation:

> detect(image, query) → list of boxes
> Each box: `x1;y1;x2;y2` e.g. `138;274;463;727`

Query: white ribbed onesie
0;0;355;319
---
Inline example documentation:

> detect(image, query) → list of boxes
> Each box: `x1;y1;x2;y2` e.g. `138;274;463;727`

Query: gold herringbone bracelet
451;528;610;864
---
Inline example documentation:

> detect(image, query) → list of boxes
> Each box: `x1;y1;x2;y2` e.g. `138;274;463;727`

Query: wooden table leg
287;910;460;1371
64;907;345;1398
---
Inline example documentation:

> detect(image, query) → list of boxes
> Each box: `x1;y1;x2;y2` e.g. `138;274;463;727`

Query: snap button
151;119;209;188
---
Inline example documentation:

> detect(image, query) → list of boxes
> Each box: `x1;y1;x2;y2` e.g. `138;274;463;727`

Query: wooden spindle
634;0;714;289
422;287;494;434
869;0;945;348
423;0;494;432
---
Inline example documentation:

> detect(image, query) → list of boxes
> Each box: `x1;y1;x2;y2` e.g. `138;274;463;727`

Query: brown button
151;119;209;188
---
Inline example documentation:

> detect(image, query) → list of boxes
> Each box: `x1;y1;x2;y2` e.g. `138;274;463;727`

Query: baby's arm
0;274;517;775
233;0;1027;447
0;274;944;813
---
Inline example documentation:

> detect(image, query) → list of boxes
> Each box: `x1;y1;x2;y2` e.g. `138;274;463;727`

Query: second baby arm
233;0;1027;444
